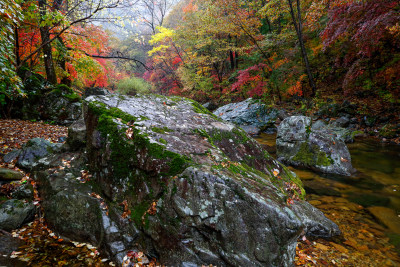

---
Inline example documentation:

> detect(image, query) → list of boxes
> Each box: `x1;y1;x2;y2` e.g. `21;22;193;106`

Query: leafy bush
116;77;152;96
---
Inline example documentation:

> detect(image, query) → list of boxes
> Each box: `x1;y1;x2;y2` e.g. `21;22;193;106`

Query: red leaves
284;181;302;206
321;0;400;95
231;63;269;97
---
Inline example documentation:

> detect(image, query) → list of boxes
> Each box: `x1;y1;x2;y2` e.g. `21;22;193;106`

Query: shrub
116;77;152;96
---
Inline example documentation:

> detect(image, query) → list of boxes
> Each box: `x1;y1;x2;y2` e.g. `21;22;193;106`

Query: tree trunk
14;27;20;67
287;0;316;96
38;0;57;84
229;51;235;70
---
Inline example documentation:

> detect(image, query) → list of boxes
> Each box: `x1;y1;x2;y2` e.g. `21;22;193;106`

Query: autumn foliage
140;0;400;109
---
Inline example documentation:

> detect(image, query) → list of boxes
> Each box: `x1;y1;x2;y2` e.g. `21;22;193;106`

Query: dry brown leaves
0;119;67;156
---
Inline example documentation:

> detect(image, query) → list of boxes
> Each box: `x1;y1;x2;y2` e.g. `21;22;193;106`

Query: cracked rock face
35;95;339;266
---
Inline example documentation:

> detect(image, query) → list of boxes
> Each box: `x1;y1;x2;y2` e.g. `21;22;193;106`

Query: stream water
255;134;400;236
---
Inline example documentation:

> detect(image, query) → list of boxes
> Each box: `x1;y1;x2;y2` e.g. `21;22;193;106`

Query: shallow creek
255;133;400;259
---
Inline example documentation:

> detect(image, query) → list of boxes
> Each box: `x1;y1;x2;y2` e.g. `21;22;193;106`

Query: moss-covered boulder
277;116;355;176
36;94;340;266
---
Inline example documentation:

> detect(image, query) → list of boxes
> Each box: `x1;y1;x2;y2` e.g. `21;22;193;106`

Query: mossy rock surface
36;94;340;266
277;116;355;176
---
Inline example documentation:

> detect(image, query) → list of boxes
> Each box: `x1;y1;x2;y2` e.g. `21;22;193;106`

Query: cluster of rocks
1;94;340;266
213;99;358;176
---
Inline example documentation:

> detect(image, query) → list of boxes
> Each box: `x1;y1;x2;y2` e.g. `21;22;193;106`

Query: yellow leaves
387;23;400;39
149;26;175;45
147;44;169;56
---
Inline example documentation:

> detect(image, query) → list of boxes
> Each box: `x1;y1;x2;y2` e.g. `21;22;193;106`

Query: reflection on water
255;133;400;233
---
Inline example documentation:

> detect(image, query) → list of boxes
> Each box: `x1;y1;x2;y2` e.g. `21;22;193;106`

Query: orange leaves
119;200;131;219
141;201;157;224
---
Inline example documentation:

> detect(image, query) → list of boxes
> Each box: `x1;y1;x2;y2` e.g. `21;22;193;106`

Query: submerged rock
277;116;355;176
35;94;339;266
367;206;400;234
213;98;279;135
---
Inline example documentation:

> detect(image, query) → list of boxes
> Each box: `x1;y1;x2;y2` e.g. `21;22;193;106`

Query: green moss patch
292;142;332;167
152;126;174;134
88;101;190;179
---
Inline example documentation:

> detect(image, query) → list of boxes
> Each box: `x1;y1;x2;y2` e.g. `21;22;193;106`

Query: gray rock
0;232;26;267
0;199;36;231
328;127;354;143
3;138;62;171
202;102;217;111
277;116;355;176
0;168;23;181
2;150;21;164
36;95;339;266
240;125;261;136
330;116;350;128
11;183;34;200
213;98;279;133
84;87;111;97
311;120;326;131
21;85;82;126
66;118;86;151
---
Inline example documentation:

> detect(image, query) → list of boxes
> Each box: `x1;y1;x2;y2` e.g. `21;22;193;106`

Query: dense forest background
1;0;399;115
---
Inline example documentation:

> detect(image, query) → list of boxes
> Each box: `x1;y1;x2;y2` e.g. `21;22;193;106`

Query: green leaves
0;0;23;102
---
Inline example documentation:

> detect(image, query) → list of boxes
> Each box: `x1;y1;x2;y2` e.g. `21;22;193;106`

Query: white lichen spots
220;189;227;196
210;209;224;224
157;198;163;208
199;211;209;219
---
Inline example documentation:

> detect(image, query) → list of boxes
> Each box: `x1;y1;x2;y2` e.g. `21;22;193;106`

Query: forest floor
0;119;399;266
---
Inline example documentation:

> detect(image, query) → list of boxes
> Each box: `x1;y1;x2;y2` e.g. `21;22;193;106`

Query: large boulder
276;116;355;176
83;87;111;97
35;95;339;266
213;98;281;135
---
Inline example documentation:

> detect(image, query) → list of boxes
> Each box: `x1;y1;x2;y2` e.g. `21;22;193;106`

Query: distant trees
141;0;399;107
321;0;400;100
